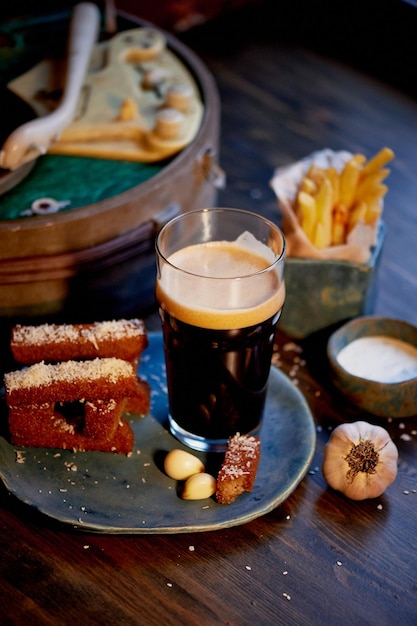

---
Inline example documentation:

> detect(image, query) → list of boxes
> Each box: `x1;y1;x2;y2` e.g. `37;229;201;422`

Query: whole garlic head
322;421;398;500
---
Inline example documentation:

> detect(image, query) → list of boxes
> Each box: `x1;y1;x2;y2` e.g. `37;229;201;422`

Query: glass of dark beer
155;207;286;452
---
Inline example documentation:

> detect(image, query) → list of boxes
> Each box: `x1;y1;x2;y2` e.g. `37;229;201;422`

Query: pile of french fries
294;147;394;248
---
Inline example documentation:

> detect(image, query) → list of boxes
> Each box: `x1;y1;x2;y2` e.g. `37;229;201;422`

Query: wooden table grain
1;4;417;625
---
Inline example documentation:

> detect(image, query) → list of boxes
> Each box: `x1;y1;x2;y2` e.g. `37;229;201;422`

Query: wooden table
1;4;417;625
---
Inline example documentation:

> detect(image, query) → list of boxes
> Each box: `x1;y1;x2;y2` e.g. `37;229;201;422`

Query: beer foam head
156;235;285;329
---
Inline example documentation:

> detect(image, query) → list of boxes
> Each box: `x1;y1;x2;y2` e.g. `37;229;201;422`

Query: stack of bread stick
4;319;150;454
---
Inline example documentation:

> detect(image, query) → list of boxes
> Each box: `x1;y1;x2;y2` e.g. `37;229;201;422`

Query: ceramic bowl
327;316;417;418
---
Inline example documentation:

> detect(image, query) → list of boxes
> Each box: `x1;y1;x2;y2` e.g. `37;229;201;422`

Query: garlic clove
164;449;205;481
182;472;216;500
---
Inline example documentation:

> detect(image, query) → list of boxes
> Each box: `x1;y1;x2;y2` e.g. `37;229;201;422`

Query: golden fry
332;223;345;245
300;177;317;195
315;178;333;247
360;147;394;178
339;158;361;210
359;184;388;208
364;202;382;226
331;204;348;245
313;221;326;248
347;201;367;233
306;164;326;187
326;167;340;206
351;153;366;167
355;169;390;203
296;191;316;242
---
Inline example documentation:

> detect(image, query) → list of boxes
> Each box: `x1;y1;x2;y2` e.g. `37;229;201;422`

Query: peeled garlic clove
182;472;216;500
164;449;205;481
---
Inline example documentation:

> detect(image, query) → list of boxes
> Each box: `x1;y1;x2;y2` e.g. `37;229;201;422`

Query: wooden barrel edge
0;16;221;259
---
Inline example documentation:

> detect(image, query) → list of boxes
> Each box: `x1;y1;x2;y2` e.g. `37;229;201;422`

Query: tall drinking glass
155;207;286;452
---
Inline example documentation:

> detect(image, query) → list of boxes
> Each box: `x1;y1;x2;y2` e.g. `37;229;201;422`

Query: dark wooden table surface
1;2;417;625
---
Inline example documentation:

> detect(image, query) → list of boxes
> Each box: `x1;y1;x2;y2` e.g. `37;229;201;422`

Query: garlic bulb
322;421;398;500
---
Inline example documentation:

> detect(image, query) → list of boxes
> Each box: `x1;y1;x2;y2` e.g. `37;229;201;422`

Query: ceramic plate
0;332;316;533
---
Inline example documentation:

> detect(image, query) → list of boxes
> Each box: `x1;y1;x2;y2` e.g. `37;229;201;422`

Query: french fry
351;153;366;167
306;163;325;187
355;169;390;203
339;157;362;210
347;201;367;233
364;202;382;226
360;184;388;208
313;221;326;249
331;204;348;245
326;167;340;206
300;177;317;195
315;178;333;247
296;191;316;242
360;147;394;178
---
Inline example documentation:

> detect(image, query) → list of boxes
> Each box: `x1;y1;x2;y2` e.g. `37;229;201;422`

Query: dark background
2;0;417;99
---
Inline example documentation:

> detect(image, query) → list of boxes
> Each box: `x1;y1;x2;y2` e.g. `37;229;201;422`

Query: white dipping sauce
337;335;417;383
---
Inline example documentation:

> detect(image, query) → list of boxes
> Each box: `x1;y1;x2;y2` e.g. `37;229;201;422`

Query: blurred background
2;0;417;99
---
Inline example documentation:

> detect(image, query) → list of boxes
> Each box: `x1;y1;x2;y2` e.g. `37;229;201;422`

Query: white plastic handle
0;2;100;171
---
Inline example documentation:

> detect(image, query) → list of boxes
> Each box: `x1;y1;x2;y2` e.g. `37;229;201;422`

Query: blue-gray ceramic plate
0;332;316;533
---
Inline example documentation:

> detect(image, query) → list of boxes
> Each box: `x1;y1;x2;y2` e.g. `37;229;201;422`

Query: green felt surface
0;11;167;220
0;154;165;220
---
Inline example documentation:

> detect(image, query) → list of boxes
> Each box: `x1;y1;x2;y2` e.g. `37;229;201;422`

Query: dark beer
156;233;285;451
160;309;280;445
